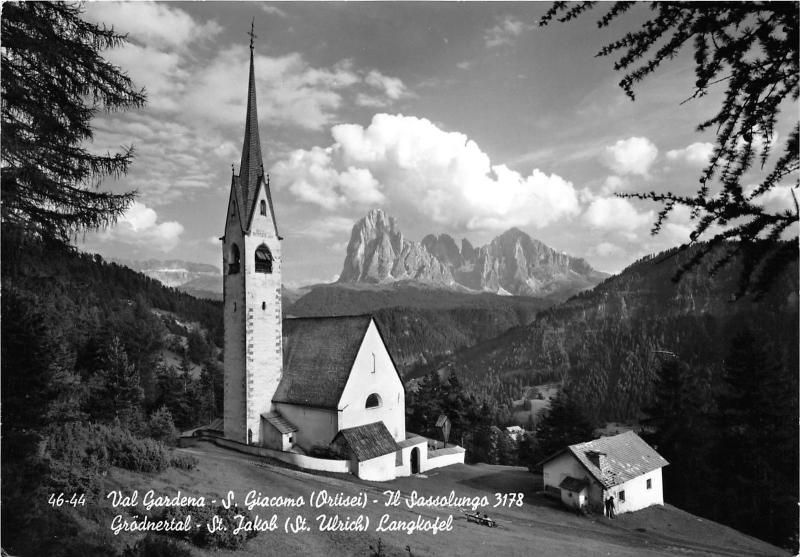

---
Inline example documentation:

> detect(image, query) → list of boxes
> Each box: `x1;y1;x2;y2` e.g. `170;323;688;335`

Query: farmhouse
214;29;463;481
540;431;668;514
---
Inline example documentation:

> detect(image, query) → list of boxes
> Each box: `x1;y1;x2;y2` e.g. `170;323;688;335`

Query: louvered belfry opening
255;244;272;273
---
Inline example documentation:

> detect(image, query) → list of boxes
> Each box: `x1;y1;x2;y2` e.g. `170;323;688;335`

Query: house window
229;243;241;274
255;244;273;273
366;393;381;408
260;200;267;215
646;478;652;490
619;490;625;502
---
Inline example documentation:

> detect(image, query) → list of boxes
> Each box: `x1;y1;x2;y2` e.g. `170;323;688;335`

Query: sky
78;2;797;286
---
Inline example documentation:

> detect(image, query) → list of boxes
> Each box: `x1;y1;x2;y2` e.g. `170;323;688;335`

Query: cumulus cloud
600;175;630;195
746;184;797;213
261;5;288;17
97;202;184;252
272;113;581;231
602;137;658;176
484;15;533;48
589;242;624;258
584;197;654;232
365;70;408;100
273;147;385;210
85;3;221;49
89;3;409;131
666;142;714;167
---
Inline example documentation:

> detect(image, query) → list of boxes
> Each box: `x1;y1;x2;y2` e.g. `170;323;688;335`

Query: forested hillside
2;244;227;554
287;282;553;370
421;243;797;421
415;242;798;548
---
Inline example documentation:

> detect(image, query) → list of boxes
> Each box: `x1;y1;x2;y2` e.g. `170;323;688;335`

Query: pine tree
643;357;716;516
540;3;799;295
533;387;595;465
715;327;799;547
90;336;144;427
1;1;146;250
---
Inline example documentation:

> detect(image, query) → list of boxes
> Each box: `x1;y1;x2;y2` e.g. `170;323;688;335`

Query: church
216;32;463;481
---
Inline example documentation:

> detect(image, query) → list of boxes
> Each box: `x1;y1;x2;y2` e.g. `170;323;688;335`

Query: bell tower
222;21;282;445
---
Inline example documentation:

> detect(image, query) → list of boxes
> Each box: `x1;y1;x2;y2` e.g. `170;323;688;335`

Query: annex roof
261;412;298;434
564;431;669;488
272;315;373;409
332;421;398;462
559;476;589;493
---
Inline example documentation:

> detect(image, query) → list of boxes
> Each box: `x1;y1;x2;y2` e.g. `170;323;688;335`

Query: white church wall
212;437;350;473
242;183;282;446
275;403;338;451
338;320;405;440
395;439;427;477
357;453;397;482
259;419;284;451
423;447;465;471
223;192;247;444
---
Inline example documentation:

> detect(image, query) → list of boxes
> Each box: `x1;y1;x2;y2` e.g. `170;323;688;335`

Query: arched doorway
411;447;420;474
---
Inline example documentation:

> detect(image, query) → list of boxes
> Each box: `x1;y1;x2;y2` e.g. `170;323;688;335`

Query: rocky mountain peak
339;210;452;284
338;211;608;297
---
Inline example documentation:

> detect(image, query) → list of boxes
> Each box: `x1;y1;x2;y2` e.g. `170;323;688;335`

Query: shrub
146;407;178;446
103;426;169;473
45;422;169;480
169;452;198;471
159;504;258;550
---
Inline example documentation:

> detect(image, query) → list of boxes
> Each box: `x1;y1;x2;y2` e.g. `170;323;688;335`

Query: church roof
273;315;374;409
261;412;298;434
230;34;279;237
239;46;263;215
332;421;398;462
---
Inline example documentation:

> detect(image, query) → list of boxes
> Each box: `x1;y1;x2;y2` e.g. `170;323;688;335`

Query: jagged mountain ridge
111;258;223;300
338;209;607;297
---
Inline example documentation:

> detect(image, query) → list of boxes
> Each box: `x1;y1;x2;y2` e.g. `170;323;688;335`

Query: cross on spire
247;18;257;50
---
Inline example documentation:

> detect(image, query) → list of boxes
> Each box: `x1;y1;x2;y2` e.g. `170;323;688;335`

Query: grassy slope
82;443;785;557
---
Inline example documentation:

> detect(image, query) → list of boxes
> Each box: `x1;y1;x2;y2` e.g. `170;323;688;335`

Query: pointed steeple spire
238;18;264;211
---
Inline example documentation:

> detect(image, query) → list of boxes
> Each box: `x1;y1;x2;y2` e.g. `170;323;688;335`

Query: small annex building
540;431;668;514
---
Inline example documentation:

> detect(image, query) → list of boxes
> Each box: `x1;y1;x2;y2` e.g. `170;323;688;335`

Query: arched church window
229;244;240;274
255;244;273;273
248;428;253;445
260;200;267;216
366;393;381;408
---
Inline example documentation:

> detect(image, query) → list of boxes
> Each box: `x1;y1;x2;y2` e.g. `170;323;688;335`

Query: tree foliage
531;387;595;465
1;1;145;249
540;2;799;296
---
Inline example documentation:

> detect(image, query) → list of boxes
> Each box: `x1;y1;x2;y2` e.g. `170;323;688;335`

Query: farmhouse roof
261;412;298;434
559;476;589;493
332;421;398;462
567;431;668;488
273;315;373;409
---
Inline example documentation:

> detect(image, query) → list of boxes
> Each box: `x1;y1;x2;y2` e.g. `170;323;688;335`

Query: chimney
587;450;607;473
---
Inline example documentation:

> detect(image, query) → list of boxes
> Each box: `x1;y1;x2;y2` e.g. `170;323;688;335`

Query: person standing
605;495;615;519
